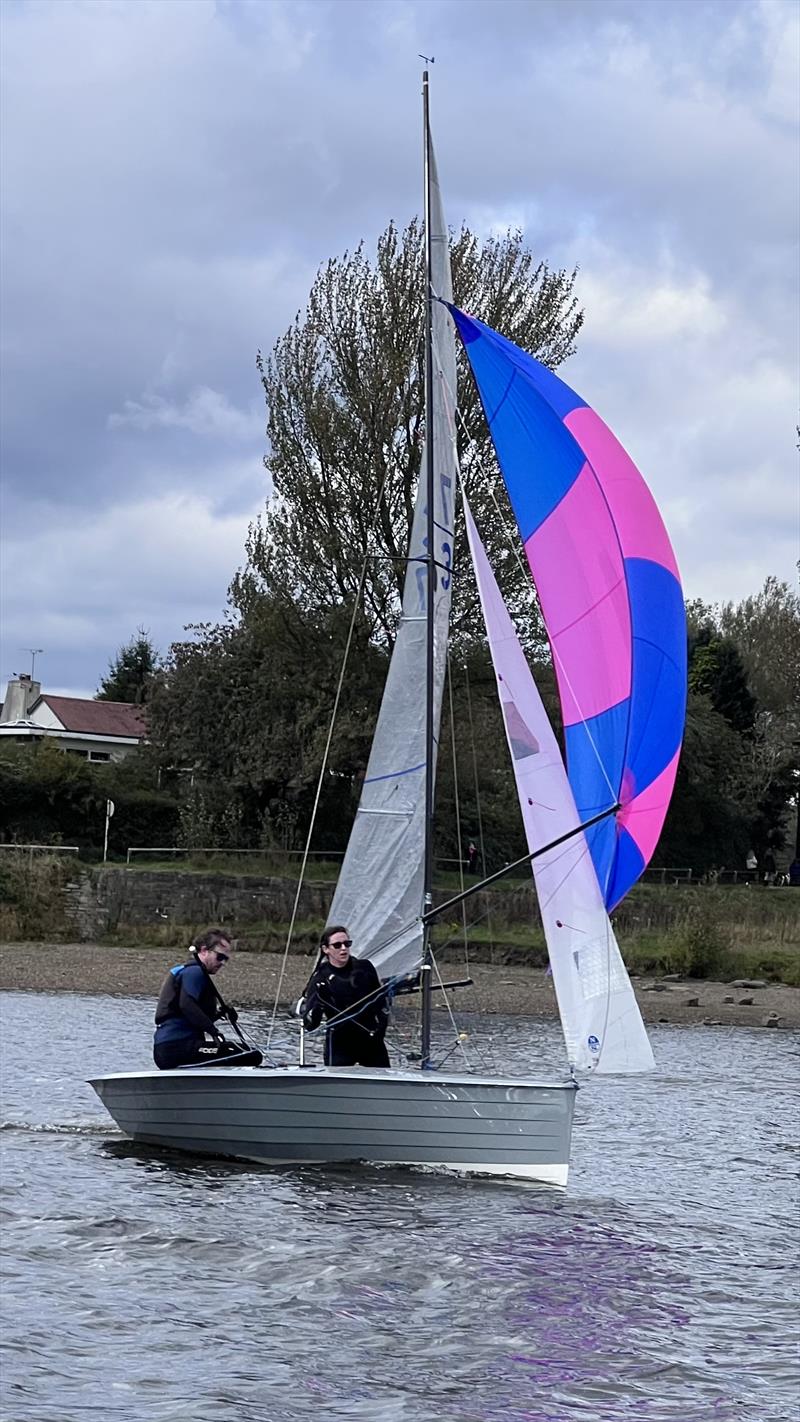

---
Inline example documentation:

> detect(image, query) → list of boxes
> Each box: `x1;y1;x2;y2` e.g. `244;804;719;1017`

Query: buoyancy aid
154;961;221;1029
154;962;191;1025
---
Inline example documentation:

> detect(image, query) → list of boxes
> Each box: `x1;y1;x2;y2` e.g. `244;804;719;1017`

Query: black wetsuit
303;955;390;1067
153;960;228;1069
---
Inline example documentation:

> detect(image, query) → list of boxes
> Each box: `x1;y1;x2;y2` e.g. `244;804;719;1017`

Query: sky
1;0;798;697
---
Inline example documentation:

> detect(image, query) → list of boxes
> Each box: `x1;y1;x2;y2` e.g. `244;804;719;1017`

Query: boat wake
0;1120;121;1138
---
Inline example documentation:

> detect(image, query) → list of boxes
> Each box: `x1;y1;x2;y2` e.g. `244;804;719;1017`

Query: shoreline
1;941;798;1029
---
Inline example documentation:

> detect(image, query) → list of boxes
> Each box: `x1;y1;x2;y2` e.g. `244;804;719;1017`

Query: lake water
0;991;797;1422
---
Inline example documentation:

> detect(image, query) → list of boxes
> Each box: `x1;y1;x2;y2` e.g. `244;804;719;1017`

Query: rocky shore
1;941;798;1029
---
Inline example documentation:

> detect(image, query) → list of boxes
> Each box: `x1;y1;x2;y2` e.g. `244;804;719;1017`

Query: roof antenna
22;648;44;679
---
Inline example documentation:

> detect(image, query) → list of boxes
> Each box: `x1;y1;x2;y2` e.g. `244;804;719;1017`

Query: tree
147;595;387;850
686;580;800;859
236;221;583;658
658;591;799;870
688;627;757;736
717;575;800;729
97;629;160;704
657;692;751;873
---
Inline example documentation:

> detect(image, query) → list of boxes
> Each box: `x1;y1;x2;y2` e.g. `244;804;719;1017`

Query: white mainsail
328;141;458;979
464;499;654;1075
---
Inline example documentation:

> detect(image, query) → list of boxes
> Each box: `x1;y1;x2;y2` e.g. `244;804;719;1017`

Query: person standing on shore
300;925;390;1068
763;851;776;886
153;928;248;1069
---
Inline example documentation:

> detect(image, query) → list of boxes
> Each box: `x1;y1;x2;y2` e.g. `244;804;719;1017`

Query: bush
0;744;179;858
100;789;180;860
0;852;72;939
677;902;733;978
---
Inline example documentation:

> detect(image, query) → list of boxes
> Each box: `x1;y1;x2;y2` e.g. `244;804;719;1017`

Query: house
0;675;146;762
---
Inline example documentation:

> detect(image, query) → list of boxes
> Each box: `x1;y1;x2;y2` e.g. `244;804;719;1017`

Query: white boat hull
90;1066;577;1187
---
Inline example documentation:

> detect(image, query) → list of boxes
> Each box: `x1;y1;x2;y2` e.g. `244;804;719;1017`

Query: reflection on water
0;990;797;1422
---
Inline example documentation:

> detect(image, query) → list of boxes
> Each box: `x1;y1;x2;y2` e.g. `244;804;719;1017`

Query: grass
123;856;564;886
122;854;342;881
613;883;799;945
620;934;800;987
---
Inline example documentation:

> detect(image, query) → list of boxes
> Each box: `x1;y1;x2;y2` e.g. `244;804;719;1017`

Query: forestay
328;139;458;979
464;498;655;1075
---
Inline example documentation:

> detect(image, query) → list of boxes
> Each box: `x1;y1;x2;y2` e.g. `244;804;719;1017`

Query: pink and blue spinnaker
450;306;686;910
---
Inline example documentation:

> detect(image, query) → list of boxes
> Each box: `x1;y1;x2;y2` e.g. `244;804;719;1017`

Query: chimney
0;674;41;722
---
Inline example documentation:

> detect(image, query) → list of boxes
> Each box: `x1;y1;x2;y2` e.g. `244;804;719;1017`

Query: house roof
34;696;147;739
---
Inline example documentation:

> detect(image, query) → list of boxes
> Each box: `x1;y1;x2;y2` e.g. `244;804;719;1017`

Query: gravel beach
1;941;798;1029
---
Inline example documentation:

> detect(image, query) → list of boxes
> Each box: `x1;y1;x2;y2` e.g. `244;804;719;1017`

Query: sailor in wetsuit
153;928;239;1069
301;925;390;1068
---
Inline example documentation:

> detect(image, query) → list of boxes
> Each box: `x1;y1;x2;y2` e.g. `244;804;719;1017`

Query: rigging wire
431;324;499;971
445;653;470;970
463;660;494;961
429;950;472;1069
265;551;371;1049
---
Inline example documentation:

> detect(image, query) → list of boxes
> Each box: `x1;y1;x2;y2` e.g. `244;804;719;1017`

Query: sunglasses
214;950;230;963
327;940;352;951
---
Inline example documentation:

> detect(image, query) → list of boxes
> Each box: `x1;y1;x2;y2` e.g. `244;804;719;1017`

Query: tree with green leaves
718;575;800;860
97;629;161;704
235;221;583;659
659;583;799;870
0;740;178;856
153;222;581;852
147;595;387;850
688;626;757;737
717;575;800;719
656;693;752;873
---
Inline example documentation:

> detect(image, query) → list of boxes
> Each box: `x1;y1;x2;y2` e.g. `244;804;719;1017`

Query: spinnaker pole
420;66;435;1069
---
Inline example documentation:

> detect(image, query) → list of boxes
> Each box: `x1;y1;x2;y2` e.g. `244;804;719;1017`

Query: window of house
89;752;111;762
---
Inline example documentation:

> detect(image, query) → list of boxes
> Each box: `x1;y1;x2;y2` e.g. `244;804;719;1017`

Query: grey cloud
108;387;261;441
1;0;797;694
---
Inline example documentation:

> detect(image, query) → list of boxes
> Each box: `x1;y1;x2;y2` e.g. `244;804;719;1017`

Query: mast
420;65;435;1068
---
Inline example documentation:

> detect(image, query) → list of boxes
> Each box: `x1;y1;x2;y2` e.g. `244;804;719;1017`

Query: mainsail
328;141;458;978
464;498;654;1074
449;307;686;910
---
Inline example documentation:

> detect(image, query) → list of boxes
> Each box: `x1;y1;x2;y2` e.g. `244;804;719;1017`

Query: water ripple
0;991;797;1421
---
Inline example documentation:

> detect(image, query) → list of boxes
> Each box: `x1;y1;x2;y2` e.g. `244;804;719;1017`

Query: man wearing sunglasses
153;927;241;1069
301;924;390;1068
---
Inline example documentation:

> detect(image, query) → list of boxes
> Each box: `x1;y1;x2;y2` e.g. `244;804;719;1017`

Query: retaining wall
61;869;335;941
60;866;533;949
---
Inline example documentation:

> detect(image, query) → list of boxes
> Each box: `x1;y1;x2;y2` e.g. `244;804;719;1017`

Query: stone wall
61;867;337;942
60;865;538;951
61;870;106;941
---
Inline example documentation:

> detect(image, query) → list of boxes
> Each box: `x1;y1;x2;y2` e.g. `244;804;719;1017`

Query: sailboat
90;73;686;1186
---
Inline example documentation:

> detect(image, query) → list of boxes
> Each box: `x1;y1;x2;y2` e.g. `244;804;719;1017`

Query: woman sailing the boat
301;926;391;1067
